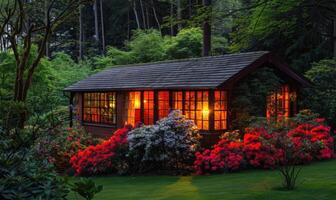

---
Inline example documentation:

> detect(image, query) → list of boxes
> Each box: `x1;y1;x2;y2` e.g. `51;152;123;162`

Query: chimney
202;0;211;57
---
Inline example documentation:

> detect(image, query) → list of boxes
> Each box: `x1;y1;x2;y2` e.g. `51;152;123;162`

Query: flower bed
70;127;130;175
70;111;334;176
194;118;334;175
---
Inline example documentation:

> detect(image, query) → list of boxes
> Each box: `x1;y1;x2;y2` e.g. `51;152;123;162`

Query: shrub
288;118;334;161
69;178;103;200
36;125;98;172
194;115;334;175
70;127;130;176
127;110;200;174
194;130;245;175
243;127;284;169
0;128;69;199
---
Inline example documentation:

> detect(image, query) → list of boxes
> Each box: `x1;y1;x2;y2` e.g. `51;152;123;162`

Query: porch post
69;92;74;127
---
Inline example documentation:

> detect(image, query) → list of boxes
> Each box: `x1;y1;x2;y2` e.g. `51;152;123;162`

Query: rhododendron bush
127;110;200;173
36;125;98;172
70;127;130;175
194;131;245;175
194;118;334;175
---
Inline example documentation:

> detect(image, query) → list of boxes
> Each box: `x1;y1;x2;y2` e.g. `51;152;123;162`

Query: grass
67;160;336;200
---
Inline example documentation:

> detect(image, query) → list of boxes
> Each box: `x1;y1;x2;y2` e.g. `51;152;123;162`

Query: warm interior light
143;99;147;103
134;94;141;109
202;108;210;117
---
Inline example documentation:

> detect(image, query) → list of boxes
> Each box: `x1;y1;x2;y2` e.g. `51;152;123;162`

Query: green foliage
70;178;103;200
0;50;92;122
0;127;69;199
231;67;282;130
230;0;335;72
128;29;168;63
166;27;202;59
92;27;204;70
303;59;336;128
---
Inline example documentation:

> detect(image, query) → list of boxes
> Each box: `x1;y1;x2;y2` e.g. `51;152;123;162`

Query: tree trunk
99;0;106;54
170;0;174;35
133;0;141;29
176;0;182;31
146;5;150;28
151;0;161;33
333;19;336;59
188;0;192;17
79;5;83;59
44;0;50;57
127;6;131;39
202;0;211;56
139;0;146;29
93;0;100;52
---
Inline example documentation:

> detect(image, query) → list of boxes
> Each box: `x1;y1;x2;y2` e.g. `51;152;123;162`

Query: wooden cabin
64;51;310;144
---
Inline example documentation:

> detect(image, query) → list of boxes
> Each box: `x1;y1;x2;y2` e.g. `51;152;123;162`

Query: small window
214;91;227;130
158;91;170;119
83;92;116;125
266;85;291;119
143;91;154;125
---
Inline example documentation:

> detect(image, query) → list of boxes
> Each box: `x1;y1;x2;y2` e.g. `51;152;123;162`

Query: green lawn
68;160;336;200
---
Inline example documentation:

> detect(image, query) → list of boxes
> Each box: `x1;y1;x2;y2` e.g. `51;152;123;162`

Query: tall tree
230;0;336;72
99;0;106;53
0;0;91;128
176;0;182;31
334;19;336;59
79;5;84;59
202;0;211;56
93;0;100;52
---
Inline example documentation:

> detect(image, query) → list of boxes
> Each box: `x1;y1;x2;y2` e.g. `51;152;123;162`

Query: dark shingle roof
65;51;271;91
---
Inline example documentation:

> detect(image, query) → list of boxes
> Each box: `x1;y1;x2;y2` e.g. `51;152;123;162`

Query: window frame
82;92;117;126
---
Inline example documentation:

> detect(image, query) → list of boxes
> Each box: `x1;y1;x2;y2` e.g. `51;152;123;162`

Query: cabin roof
64;51;310;92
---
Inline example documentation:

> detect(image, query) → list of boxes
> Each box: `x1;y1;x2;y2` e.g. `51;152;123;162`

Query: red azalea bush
243;127;284;169
194;117;334;175
70;127;130;176
288;118;334;161
194;131;245;175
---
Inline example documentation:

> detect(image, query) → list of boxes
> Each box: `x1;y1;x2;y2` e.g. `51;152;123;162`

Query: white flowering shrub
127;110;200;173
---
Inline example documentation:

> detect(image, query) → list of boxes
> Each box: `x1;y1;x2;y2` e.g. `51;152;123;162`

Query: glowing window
83;92;116;125
172;91;183;111
127;91;141;126
266;85;291;119
143;91;154;125
214;91;227;130
185;91;209;130
158;91;170;119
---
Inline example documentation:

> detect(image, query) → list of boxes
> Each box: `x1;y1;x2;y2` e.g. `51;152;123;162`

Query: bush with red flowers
288;118;334;162
194;116;334;175
243;127;284;169
194;130;245;175
36;125;99;172
70;127;130;176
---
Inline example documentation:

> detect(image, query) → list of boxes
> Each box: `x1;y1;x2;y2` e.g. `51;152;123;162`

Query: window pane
184;91;209;130
158;91;170;119
143;91;154;125
127;91;141;126
214;90;227;130
266;85;291;119
83;92;116;125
